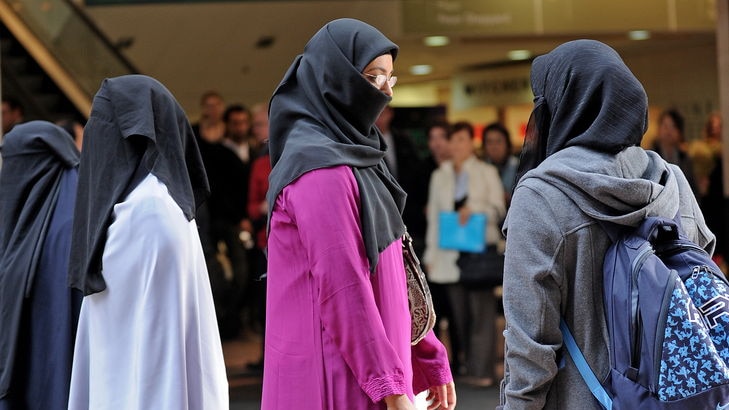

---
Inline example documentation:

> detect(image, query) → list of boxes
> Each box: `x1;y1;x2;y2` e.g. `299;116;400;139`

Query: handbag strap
559;318;613;410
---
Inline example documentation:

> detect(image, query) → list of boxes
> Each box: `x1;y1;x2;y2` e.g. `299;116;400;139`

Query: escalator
0;0;137;126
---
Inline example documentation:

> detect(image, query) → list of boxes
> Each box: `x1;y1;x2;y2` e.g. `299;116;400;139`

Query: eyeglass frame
363;73;397;89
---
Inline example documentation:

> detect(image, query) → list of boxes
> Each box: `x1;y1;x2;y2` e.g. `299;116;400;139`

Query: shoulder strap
559;318;613;410
597;214;681;245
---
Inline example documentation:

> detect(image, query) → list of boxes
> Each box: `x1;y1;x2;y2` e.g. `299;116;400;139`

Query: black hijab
267;18;405;271
0;121;79;397
516;39;648;183
68;75;209;295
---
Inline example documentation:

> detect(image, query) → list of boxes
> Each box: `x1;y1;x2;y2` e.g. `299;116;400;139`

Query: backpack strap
559;318;613;410
597;216;680;244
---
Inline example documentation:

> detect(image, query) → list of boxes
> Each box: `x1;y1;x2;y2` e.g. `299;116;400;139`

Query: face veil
266;18;405;272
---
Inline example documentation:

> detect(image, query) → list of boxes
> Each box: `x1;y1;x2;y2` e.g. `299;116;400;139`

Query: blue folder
438;211;486;252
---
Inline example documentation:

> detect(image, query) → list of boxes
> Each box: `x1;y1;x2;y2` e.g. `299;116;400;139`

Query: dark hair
425;120;451;140
448;121;474;140
659;108;685;137
483;122;513;153
223;104;249;123
2;96;24;115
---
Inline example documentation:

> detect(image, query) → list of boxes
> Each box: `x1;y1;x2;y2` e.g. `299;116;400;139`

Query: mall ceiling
85;0;717;115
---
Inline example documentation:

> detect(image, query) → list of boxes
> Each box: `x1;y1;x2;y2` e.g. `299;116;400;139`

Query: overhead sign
86;0;351;5
402;0;716;35
451;65;533;110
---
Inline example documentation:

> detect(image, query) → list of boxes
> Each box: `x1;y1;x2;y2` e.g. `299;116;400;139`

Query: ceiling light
507;50;531;60
409;65;433;75
423;36;450;47
628;30;651;40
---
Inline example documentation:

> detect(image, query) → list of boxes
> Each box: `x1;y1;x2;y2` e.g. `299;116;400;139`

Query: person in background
652;108;698;195
222;104;254;164
250;102;270;156
192;90;226;144
67;75;228;409
689;111;726;264
498;39;713;410
191;91;231;324
375;105;428;255
263;18;455;409
196;101;253;340
56;118;85;151
689;111;722;198
0;121;82;410
482;122;519;209
424;121;451;176
424;121;505;388
421;120;460;372
1;97;24;135
244;102;270;373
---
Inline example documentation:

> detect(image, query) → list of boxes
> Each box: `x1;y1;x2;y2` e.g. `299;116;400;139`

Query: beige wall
625;41;719;142
394;39;719;153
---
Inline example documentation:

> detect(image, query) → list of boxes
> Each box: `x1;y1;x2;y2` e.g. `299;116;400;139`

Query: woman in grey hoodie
498;40;715;409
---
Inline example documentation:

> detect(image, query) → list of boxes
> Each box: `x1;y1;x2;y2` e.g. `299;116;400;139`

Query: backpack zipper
657;242;729;286
629;243;655;377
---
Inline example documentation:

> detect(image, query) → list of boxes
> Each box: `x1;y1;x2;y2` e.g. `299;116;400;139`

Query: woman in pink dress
262;18;456;410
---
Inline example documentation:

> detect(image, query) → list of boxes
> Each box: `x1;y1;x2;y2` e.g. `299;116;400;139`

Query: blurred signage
402;0;534;34
402;0;716;34
451;65;533;110
86;0;352;5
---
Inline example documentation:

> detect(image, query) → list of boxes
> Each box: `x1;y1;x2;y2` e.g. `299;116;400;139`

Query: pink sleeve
411;330;454;394
284;166;408;403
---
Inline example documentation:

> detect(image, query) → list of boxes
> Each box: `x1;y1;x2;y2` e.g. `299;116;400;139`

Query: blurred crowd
2;91;725;387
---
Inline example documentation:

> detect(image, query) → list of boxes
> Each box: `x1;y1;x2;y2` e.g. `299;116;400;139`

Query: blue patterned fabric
684;268;729;362
658;275;729;401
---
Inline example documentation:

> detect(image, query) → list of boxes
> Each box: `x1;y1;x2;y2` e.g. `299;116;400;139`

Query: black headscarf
516;39;648;183
267;18;405;271
68;75;209;295
0;120;79;397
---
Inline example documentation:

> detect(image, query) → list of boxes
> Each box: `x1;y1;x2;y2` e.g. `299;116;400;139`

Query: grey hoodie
498;145;714;409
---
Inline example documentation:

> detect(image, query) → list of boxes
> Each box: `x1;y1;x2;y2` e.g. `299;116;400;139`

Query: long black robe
0;121;81;409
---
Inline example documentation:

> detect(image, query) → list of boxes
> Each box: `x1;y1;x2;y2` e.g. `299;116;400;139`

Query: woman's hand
457;206;471;226
384;394;416;410
426;381;457;409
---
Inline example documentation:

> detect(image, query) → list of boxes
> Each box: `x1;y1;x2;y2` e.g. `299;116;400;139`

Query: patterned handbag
402;231;436;345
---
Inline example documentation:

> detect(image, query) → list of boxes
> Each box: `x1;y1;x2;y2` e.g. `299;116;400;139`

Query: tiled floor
223;326;503;409
223;331;264;409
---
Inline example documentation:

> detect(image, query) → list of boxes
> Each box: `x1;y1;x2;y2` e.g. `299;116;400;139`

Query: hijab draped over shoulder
516;39;649;182
68;74;209;295
267;18;406;271
0;121;79;397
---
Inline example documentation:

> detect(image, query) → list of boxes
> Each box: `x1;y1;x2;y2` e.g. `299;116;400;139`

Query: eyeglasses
363;73;397;89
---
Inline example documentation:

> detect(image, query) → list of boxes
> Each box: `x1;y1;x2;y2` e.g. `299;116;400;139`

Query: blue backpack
561;216;729;409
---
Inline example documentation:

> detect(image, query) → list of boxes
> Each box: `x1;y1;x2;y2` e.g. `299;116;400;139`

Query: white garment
223;139;250;163
424;156;505;284
68;174;228;410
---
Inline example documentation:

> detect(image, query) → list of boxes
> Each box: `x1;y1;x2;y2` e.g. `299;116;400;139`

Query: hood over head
517;39;648;183
68;74;209;295
0;120;79;397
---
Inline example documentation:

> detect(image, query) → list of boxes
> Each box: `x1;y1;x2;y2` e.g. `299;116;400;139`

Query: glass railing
2;0;137;99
